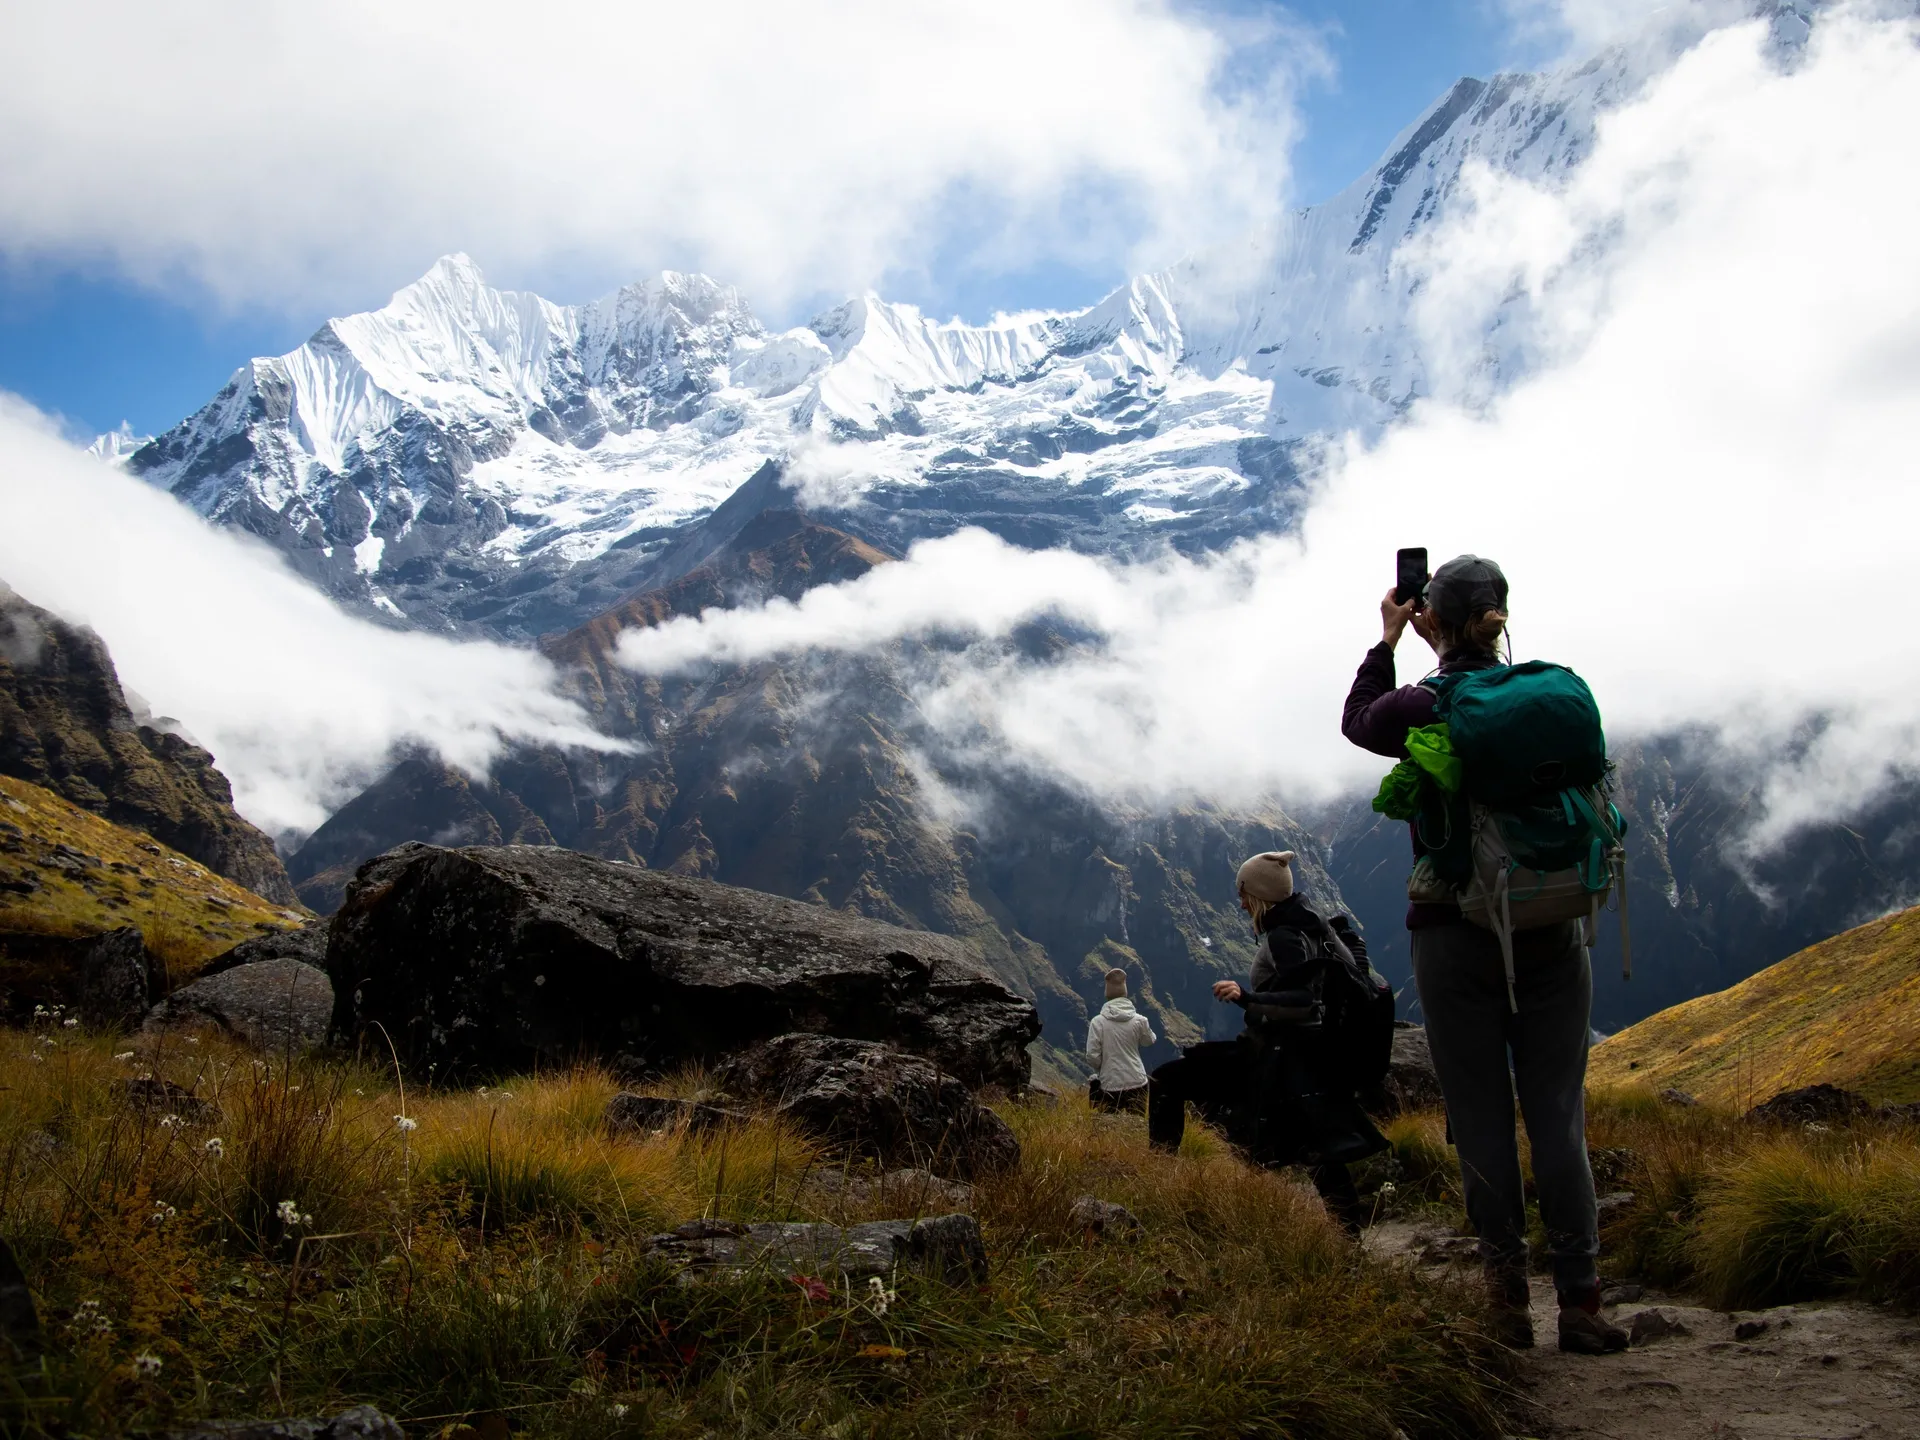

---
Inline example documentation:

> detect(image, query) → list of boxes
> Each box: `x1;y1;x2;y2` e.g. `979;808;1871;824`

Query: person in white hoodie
1086;968;1156;1113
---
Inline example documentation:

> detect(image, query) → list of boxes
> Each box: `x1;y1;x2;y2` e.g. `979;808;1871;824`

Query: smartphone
1395;547;1429;608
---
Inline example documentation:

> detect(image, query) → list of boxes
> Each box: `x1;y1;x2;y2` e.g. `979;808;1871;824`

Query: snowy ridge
118;3;1820;637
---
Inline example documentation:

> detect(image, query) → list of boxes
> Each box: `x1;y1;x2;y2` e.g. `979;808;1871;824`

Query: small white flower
69;1300;114;1338
32;1005;48;1019
533;974;546;987
159;1114;183;1130
352;1087;364;1096
276;1199;312;1227
28;1053;43;1064
393;1114;418;1133
131;1352;163;1378
62;1017;79;1029
204;1137;225;1159
866;1275;896;1317
1378;1181;1398;1198
114;1051;135;1061
609;1404;629;1419
150;1203;177;1225
184;1035;198;1045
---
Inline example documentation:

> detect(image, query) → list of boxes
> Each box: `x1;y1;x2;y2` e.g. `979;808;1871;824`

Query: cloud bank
0;399;621;839
618;10;1920;836
0;0;1308;314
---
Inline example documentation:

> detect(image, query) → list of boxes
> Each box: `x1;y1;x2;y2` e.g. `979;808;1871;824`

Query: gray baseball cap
1427;554;1508;628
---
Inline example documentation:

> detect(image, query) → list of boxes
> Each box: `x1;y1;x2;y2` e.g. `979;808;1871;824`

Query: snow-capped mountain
121;2;1818;639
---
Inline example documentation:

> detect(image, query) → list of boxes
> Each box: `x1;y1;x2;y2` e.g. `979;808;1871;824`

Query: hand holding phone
1395;547;1429;609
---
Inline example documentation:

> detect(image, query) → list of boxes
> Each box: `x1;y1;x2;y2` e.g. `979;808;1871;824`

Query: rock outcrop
145;958;332;1051
0;584;295;904
326;843;1040;1086
1380;1024;1445;1115
712;1034;1020;1179
197;922;329;978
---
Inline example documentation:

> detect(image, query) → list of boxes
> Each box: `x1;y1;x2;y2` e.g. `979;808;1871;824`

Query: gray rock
605;1094;744;1136
118;1076;218;1125
645;1214;988;1286
1375;1024;1444;1115
0;1235;40;1360
326;843;1040;1087
1658;1087;1699;1107
1734;1317;1771;1341
146;959;331;1052
803;1167;975;1215
1068;1196;1142;1241
713;1034;1020;1179
1628;1308;1691;1344
1747;1084;1873;1126
1595;1191;1637;1224
1601;1282;1644;1306
159;1404;402;1440
76;927;155;1029
196;923;329;980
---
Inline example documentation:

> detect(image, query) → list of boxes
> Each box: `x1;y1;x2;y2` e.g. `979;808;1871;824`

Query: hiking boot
1557;1290;1629;1355
1485;1265;1535;1350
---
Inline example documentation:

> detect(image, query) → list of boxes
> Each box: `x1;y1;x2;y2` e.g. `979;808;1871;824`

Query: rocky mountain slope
284;508;1328;1075
0;772;302;983
1588;902;1920;1105
0;582;298;904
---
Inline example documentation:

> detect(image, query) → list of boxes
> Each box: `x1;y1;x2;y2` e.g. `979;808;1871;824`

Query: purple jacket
1341;642;1501;928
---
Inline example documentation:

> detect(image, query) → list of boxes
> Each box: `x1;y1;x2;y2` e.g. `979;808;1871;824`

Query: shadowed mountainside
0;582;298;905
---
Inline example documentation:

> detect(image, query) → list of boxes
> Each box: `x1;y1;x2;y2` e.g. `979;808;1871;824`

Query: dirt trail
1365;1223;1920;1439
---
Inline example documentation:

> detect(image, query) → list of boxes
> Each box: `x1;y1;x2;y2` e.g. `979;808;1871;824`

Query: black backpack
1319;915;1396;1092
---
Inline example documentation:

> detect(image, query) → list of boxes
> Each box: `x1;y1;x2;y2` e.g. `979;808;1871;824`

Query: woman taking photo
1341;555;1626;1355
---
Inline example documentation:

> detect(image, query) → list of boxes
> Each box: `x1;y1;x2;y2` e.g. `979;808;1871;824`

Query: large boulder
196;922;329;979
326;843;1040;1087
0;926;153;1028
146;959;332;1052
713;1034;1020;1179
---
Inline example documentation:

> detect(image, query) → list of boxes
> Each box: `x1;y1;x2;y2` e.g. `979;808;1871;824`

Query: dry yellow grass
1589;904;1920;1106
0;773;305;977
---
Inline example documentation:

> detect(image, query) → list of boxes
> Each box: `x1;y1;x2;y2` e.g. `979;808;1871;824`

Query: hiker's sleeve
1137;1015;1157;1046
1086;1018;1104;1064
1342;643;1438;758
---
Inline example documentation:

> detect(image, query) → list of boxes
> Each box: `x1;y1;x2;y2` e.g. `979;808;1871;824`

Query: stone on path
146;959;331;1052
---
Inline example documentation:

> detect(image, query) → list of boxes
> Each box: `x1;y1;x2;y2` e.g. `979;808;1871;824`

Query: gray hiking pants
1411;919;1599;1300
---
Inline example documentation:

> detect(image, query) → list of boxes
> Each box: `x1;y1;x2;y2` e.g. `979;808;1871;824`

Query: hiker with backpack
1342;554;1629;1355
1196;849;1391;1234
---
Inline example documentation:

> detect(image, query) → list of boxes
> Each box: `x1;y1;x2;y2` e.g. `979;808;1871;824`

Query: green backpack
1406;663;1630;1009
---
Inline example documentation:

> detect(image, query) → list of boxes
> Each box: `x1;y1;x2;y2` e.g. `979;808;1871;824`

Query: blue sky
0;0;1541;442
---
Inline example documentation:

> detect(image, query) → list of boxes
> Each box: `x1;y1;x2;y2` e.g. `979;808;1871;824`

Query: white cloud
618;10;1920;835
0;397;623;839
0;0;1311;315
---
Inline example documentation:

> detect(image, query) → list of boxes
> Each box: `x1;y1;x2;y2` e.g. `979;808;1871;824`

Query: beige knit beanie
1236;850;1296;905
1103;967;1128;1000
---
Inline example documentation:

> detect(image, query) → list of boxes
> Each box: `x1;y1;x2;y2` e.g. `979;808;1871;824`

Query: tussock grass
0;1023;1522;1439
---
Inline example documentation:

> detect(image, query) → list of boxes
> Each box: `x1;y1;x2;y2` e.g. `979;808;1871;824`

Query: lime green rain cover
1370;723;1461;821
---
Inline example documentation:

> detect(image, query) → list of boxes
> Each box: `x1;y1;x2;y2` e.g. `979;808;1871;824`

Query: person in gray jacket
1086;968;1155;1113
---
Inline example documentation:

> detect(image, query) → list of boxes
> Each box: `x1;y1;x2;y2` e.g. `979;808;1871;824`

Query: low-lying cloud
0;399;622;840
0;0;1310;316
618;9;1920;839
